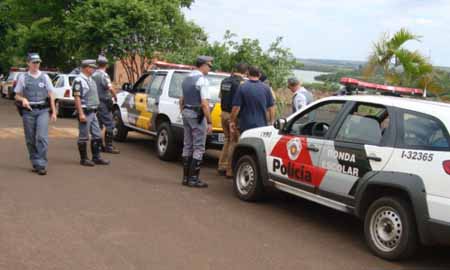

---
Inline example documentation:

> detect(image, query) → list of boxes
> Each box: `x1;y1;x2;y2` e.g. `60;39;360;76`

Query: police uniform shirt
72;73;98;108
93;70;112;100
292;87;313;112
14;71;54;97
189;70;210;100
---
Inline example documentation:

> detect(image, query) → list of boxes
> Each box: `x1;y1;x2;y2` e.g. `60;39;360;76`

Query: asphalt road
0;97;449;270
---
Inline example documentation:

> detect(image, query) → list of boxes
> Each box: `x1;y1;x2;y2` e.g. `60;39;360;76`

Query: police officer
92;55;120;154
217;63;248;177
14;53;57;175
179;56;214;188
287;77;313;113
73;59;110;166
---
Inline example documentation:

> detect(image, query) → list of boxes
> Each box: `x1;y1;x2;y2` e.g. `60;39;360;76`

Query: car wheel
55;100;66;118
7;89;15;99
156;122;178;161
113;109;128;142
364;196;418;260
233;155;265;201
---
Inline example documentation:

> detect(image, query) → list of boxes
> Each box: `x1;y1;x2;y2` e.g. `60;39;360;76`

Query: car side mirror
121;82;132;92
274;118;287;131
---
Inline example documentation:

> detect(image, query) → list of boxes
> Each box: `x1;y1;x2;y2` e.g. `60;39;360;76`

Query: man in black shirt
217;63;248;177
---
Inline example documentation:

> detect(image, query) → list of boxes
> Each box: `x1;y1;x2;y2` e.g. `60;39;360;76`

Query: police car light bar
152;61;195;70
340;77;424;96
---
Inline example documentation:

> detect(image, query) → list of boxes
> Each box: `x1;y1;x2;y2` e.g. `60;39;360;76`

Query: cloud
184;1;450;66
415;18;433;25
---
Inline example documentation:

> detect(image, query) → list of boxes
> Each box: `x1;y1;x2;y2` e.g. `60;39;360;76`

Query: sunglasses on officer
31;61;41;64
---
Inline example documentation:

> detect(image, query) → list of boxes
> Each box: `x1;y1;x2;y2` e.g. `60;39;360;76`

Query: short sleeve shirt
190;70;210;100
72;73;92;98
14;71;54;94
232;80;274;132
92;69;112;99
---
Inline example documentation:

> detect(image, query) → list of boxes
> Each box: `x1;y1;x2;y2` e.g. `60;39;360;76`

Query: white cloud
184;1;450;66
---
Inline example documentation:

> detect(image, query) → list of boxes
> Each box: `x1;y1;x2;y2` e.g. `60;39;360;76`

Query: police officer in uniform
92;55;120;154
179;56;214;188
287;77;313;113
14;53;57;175
73;59;110;166
217;63;248;177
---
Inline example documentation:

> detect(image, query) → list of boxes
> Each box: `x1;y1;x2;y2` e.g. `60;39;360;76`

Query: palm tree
364;28;421;84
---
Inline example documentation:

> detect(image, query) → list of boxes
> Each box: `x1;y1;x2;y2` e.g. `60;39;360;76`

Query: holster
14;101;26;117
195;107;204;124
104;98;114;111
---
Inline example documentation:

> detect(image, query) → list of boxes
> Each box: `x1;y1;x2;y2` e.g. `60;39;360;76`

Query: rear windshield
168;72;227;102
7;72;18;81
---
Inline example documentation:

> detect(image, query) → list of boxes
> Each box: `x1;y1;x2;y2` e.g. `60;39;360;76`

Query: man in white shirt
287;77;313;113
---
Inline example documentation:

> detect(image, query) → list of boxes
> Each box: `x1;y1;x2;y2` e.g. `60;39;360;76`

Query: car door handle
367;155;382;162
307;145;320;152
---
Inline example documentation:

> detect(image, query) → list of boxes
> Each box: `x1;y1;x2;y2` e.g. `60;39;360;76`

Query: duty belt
30;104;49;109
83;108;97;113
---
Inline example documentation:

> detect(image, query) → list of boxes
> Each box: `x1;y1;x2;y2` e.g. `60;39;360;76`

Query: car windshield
168;72;227;102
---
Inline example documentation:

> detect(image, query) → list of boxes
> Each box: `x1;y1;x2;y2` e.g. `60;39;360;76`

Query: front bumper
59;99;76;110
206;132;224;150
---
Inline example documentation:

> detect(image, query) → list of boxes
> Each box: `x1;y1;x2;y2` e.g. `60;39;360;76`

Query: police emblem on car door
268;101;346;190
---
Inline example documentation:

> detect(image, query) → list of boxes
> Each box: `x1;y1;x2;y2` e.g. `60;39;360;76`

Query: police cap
81;59;97;68
195;55;214;67
27;53;42;63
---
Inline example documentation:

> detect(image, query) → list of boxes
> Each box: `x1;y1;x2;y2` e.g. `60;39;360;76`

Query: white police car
231;95;450;260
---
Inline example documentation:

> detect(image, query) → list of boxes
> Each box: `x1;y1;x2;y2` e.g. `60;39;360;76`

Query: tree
64;0;203;82
364;28;421;84
165;31;298;90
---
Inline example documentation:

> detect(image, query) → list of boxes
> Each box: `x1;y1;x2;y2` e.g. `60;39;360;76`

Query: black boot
91;139;110;165
188;158;208;188
182;156;192;186
78;142;95;167
103;130;120;154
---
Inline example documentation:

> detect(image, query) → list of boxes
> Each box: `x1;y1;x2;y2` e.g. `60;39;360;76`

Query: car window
287;101;345;137
402;112;449;149
336;103;389;145
54;76;65;88
168;72;226;102
7;72;17;81
134;73;153;93
68;76;76;86
147;73;166;97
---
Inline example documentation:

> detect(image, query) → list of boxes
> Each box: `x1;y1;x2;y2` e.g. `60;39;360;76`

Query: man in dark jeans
230;66;275;173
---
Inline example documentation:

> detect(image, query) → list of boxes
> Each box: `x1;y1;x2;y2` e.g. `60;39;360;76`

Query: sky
184;0;450;66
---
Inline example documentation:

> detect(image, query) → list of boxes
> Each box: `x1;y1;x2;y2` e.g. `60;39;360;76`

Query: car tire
156;122;178;161
55;100;66;118
364;196;418;260
7;89;14;100
233;155;265;201
113;109;128;142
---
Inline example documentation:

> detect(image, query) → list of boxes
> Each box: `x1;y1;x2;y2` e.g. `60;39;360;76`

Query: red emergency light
340;77;424;96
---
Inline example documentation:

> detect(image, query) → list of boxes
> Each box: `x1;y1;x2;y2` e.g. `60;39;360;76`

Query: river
293;69;329;83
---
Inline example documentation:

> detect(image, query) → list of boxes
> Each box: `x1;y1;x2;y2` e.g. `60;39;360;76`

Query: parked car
114;68;227;160
1;68;26;99
52;73;77;117
231;95;450;260
1;68;59;100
